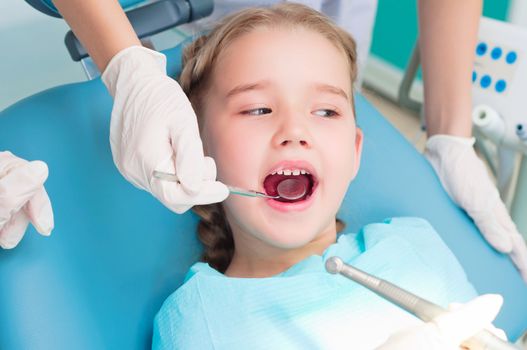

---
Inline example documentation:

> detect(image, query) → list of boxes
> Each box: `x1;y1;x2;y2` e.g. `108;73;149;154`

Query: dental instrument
276;178;308;200
153;170;307;200
325;256;519;350
153;170;277;199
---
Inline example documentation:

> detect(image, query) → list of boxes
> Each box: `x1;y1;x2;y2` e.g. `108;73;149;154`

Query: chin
257;227;321;249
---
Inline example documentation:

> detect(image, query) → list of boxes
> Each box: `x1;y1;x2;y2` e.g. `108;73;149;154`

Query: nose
271;111;312;149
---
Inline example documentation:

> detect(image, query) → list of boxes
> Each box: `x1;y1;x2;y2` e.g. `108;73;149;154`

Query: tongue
264;174;312;201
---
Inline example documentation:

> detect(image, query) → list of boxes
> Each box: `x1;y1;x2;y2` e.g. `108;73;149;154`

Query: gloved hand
376;294;506;350
0;151;54;249
425;135;527;282
101;46;229;214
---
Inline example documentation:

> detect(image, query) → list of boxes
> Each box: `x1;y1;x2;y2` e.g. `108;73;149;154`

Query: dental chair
1;1;526;349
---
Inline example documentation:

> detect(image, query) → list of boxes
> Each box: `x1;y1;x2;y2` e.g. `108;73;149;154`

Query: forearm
418;0;482;137
52;0;141;72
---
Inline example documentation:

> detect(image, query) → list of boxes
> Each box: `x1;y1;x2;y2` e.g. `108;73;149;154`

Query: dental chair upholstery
1;41;527;349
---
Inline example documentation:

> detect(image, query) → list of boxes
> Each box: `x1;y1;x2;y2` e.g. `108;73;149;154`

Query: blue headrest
24;0;143;17
1;43;526;348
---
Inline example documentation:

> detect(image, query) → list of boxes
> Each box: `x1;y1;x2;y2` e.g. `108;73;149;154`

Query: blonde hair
180;3;357;273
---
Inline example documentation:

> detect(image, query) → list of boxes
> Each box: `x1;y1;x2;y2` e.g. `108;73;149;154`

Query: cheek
323;127;358;194
204;128;265;187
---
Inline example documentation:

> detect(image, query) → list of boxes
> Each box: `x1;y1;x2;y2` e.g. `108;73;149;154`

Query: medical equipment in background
326;256;520;350
396;17;527;236
24;0;213;79
470;18;527;213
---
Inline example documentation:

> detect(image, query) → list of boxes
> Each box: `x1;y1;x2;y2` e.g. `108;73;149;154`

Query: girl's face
200;26;362;266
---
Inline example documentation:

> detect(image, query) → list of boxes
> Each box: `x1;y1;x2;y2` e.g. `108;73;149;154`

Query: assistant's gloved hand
0;151;54;249
376;294;505;350
101;46;229;214
425;134;527;282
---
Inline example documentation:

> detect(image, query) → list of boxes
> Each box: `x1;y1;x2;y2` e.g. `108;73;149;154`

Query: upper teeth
271;169;310;176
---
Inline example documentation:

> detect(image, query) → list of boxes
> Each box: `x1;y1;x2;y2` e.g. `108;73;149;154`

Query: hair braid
193;204;234;273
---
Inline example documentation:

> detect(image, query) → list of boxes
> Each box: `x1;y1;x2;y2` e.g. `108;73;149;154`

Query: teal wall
370;0;511;70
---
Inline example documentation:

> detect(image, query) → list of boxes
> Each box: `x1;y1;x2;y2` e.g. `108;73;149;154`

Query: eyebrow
224;80;350;101
225;80;270;99
313;83;350;101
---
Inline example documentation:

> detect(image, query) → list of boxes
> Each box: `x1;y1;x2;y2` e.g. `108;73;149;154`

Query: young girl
152;4;492;349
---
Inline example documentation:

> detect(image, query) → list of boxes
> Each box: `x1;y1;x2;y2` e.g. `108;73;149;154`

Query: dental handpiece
325;257;519;350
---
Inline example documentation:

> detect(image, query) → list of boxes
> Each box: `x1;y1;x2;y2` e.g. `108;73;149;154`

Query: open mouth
263;169;317;203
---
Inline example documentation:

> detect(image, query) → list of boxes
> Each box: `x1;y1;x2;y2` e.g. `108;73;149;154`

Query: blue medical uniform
152;217;477;349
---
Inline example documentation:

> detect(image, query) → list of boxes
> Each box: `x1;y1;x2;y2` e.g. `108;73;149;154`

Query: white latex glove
425;135;527;282
377;294;506;350
101;46;229;214
0;151;54;249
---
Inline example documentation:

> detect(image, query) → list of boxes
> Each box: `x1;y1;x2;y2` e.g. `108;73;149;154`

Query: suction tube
473;104;506;144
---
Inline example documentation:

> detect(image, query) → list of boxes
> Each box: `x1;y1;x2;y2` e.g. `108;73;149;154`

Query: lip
265;182;318;212
262;159;319;212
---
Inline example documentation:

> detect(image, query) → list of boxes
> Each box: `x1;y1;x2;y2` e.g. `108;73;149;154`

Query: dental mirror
276;178;307;200
153;171;308;201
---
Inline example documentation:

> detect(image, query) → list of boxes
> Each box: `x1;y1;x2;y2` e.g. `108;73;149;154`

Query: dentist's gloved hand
101;46;229;214
0;151;54;249
376;294;506;350
425;134;527;282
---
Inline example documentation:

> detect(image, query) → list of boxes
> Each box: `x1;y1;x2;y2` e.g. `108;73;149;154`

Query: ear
349;127;363;180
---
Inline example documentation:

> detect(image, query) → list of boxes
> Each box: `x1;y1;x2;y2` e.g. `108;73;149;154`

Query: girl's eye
241;107;272;116
313;109;339;118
